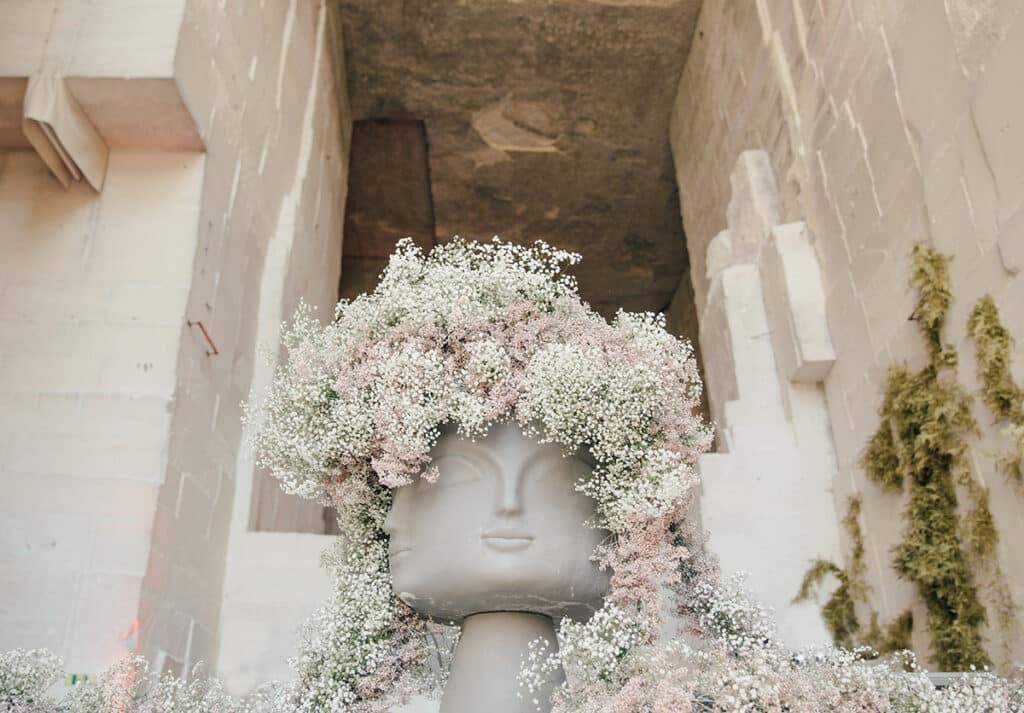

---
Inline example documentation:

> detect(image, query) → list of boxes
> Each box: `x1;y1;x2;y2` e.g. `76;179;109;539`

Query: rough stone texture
725;150;781;264
337;118;436;308
673;0;1024;664
760;221;836;383
332;0;702;316
343;119;435;258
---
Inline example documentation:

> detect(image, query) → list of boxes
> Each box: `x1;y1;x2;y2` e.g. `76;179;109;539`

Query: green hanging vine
968;295;1024;485
793;496;912;655
966;294;1023;663
793;558;859;649
798;244;1021;669
861;243;991;670
793;497;864;650
864;610;915;656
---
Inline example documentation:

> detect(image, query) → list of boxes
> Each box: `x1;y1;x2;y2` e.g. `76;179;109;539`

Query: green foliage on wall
799;246;1022;668
793;497;866;648
1004;424;1024;487
968;296;1023;421
794;558;859;649
968;295;1024;484
794;496;914;656
966;295;1023;663
861;243;992;671
908;242;954;361
864;610;915;657
841;495;869;603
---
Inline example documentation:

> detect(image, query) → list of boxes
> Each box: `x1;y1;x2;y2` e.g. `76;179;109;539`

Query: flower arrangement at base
4;593;1022;713
523;571;1024;712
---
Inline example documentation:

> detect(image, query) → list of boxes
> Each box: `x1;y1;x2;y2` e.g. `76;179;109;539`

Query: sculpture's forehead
432;422;591;474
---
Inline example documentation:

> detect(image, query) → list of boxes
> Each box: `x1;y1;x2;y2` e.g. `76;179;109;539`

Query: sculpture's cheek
389;534;610;622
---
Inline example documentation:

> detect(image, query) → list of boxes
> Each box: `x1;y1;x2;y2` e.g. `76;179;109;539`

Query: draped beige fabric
22;73;108;190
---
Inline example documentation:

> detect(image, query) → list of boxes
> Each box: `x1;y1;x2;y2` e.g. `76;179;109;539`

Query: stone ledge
0;0;197;157
759;222;837;383
0;77;202;152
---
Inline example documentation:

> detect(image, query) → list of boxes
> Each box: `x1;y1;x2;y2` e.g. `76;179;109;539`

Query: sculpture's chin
390;565;611;623
395;590;607;623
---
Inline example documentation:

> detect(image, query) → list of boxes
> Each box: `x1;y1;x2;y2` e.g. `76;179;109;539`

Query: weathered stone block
726;149;782;260
760;222;836;382
704;229;734;283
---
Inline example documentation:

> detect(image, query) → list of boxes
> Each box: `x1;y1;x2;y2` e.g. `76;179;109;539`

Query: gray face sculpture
384;421;611;622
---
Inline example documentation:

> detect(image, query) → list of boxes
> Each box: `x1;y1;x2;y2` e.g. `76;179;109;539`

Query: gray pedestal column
440;612;563;713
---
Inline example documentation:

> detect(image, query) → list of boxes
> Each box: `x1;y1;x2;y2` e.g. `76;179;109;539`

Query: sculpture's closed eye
524;451;589;474
433;453;485;485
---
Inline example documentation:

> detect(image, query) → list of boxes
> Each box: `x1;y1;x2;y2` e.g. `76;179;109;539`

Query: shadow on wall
248;118;435;535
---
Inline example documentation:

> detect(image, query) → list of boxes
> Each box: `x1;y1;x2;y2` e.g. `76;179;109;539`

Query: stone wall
672;0;1024;665
0;0;350;679
0;151;203;676
213;0;352;691
685;149;843;649
140;0;350;673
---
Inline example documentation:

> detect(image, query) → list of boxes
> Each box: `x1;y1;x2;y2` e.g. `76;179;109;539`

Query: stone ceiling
332;0;703;316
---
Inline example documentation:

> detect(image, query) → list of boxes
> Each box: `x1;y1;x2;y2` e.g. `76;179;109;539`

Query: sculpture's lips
482;528;534;552
389;545;412;557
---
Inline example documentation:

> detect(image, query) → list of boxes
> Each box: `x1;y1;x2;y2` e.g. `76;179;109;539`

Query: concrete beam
0;1;202;156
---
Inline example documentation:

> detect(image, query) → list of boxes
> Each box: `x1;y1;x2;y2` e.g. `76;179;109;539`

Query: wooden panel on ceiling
342;118;435;257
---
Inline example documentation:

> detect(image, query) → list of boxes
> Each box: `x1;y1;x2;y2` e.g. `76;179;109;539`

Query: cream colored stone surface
141;0;350;677
0;1;184;78
0;1;201;153
0;150;204;676
22;75;109;190
673;0;1024;665
695;154;843;648
0;0;351;685
3;0;1022;691
214;0;352;693
699;261;842;648
215;533;333;695
759;221;835;383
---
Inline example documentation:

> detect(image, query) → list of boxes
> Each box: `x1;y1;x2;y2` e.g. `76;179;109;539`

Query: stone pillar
696;151;842;648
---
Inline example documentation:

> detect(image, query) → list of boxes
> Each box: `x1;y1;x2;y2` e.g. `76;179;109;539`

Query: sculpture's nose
496;469;523;517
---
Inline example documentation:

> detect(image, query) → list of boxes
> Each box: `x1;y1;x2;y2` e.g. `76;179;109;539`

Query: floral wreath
248;237;713;711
